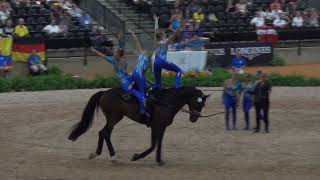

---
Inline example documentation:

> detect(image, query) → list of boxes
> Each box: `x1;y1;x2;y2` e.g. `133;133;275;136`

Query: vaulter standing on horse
152;16;183;90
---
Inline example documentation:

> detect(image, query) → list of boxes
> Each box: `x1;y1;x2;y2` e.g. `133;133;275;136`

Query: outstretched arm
153;15;159;42
91;47;105;58
91;47;116;65
165;29;181;47
129;29;143;53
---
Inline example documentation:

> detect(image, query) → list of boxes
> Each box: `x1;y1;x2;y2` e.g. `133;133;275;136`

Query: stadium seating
124;0;320;42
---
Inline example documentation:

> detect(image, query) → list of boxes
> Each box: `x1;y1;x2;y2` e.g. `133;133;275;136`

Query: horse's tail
68;91;104;141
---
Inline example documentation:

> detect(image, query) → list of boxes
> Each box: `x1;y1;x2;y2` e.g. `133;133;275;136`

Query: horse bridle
180;108;225;118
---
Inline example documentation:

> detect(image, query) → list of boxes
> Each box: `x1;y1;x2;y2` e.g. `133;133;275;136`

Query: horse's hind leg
156;127;166;166
103;115;123;161
89;124;108;159
131;128;157;161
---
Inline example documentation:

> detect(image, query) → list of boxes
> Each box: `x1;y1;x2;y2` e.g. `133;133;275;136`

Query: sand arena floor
0;87;319;180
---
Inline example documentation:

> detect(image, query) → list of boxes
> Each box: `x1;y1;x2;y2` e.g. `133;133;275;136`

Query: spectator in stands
61;0;73;10
0;2;10;24
271;5;283;19
257;7;266;18
305;9;319;27
185;33;203;51
79;11;92;29
14;18;29;37
0;22;3;36
28;49;48;75
43;20;62;36
0;48;12;78
226;0;234;13
251;12;265;28
193;8;205;29
235;0;248;16
0;0;11;10
181;22;194;40
270;0;282;11
51;2;63;22
231;49;246;74
187;0;200;15
3;19;13;37
169;11;183;32
59;19;69;36
67;3;82;17
287;0;299;15
264;8;274;21
273;13;288;28
207;12;219;23
292;11;304;27
90;25;108;51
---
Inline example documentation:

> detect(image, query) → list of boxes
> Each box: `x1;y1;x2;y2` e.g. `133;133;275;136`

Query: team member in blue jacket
231;49;246;74
223;74;241;130
241;74;255;130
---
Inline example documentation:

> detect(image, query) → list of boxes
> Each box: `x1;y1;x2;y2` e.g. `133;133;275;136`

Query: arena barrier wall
9;45;320;78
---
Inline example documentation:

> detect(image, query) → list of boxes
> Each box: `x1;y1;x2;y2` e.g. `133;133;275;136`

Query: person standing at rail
252;73;272;133
223;73;241;130
231;49;246;75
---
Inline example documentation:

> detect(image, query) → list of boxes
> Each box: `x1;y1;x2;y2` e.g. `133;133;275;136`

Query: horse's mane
106;86;201;102
154;86;202;99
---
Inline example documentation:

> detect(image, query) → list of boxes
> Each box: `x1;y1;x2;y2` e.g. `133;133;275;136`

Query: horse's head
186;88;210;123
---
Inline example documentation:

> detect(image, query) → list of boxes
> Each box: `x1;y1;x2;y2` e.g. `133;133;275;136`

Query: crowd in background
250;0;319;29
0;0;110;46
0;0;113;77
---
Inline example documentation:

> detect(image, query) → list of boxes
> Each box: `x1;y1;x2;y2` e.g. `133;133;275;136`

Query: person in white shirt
273;14;288;28
292;11;304;27
271;6;283;19
43;20;62;35
67;3;82;17
251;12;265;27
251;12;266;39
265;9;274;20
256;7;266;18
0;5;10;24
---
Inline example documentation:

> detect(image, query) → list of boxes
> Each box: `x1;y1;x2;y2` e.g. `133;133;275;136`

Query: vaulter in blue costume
241;74;255;130
152;18;183;89
91;43;149;118
91;47;129;89
223;74;241;130
128;29;150;117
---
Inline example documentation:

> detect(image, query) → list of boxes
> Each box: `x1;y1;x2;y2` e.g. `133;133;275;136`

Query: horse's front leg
156;127;166;166
131;127;157;161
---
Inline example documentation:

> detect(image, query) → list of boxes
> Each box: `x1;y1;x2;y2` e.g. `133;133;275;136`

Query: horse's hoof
131;153;140;161
157;161;165;166
88;152;98;159
110;155;117;162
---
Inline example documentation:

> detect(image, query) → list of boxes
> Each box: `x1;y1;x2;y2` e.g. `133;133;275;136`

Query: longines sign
205;43;274;67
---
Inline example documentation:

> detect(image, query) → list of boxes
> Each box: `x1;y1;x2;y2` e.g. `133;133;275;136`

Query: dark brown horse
68;87;209;165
